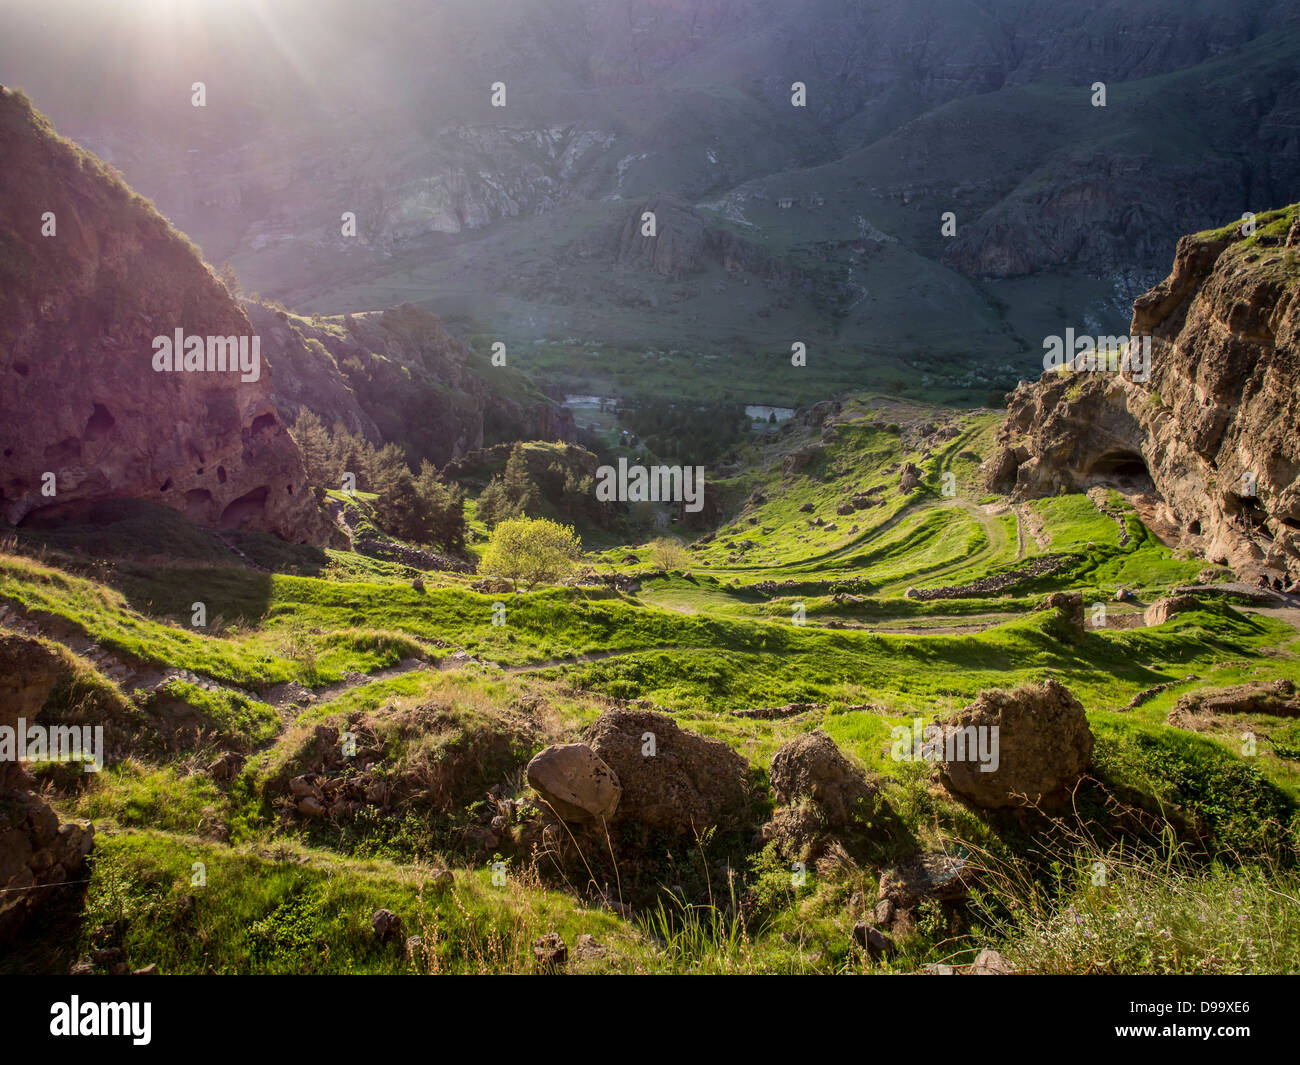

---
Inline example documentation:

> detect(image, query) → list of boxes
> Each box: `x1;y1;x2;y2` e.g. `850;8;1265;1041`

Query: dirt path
0;601;433;712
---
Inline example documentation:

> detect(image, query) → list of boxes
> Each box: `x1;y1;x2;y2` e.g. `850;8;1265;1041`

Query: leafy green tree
479;517;582;593
648;536;689;570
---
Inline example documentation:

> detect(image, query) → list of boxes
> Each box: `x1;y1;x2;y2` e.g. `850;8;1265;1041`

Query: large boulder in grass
939;678;1093;809
526;743;621;823
769;730;878;827
583;709;750;833
1038;591;1084;635
1143;595;1199;627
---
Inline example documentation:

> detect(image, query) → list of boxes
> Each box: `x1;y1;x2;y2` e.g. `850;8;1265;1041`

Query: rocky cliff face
989;205;1300;581
0;88;331;543
251;302;575;466
0;635;94;940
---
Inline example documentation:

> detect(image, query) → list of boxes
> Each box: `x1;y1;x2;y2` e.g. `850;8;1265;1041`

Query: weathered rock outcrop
0;89;330;543
939;678;1093;809
989;206;1300;581
582;708;750;833
0;635;94;939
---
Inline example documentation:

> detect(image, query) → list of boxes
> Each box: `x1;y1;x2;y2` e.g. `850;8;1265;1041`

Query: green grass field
4;391;1297;975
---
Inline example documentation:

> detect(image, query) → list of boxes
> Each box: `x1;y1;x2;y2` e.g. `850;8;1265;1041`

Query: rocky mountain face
988;206;1300;581
0;88;331;543
249;302;575;467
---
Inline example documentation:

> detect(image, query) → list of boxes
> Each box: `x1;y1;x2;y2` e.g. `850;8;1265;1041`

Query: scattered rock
532;931;567;971
878;853;975;909
574;933;607;962
526;743;621;823
371;908;402;939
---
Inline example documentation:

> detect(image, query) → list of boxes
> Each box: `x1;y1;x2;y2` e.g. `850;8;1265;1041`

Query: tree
648;536;689;570
475;476;514;529
290;410;337;487
479;517;582;593
416;461;466;550
502;442;541;515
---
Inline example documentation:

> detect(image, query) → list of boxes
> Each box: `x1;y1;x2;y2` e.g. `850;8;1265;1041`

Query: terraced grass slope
4;393;1299;975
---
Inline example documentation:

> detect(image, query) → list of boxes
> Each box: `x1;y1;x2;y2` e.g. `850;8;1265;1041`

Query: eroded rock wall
0;88;330;543
989;208;1300;580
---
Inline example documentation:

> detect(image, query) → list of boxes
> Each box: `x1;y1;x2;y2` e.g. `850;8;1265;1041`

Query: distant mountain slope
2;0;1296;396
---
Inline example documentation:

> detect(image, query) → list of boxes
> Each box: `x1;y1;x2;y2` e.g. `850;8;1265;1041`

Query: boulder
899;463;921;493
852;922;896;960
532;931;567;971
877;853;975;909
1038;591;1084;635
1143;594;1199;626
583;709;750;833
768;730;877;827
938;679;1093;809
782;445;822;476
970;948;1014;975
371;908;402;939
526;742;621;823
208;751;246;783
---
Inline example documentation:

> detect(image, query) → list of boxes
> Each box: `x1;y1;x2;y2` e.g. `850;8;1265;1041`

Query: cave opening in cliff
219;485;270;530
1086;449;1152;487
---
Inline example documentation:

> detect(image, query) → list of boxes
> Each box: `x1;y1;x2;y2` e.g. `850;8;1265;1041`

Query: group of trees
475;443;542;528
616;398;750;464
290;410;466;551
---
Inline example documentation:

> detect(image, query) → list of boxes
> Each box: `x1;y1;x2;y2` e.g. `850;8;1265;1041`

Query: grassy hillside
5;390;1299;975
